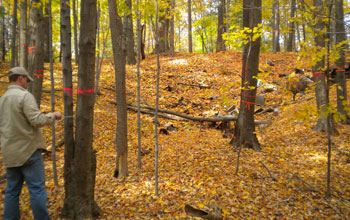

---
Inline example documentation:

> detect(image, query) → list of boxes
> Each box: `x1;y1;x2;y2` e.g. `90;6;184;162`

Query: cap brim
27;75;34;82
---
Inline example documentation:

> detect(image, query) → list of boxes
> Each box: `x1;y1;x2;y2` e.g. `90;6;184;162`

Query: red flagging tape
242;100;255;110
28;47;36;53
63;88;73;95
312;72;324;77
34;74;43;79
77;89;94;94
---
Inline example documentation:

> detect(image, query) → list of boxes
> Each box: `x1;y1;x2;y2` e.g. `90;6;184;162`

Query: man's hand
52;112;62;120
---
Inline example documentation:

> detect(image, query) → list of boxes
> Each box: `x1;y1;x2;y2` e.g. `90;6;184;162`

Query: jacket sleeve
22;93;54;128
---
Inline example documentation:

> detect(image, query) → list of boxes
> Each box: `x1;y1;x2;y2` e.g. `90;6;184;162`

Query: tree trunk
19;0;28;68
60;0;76;217
272;0;280;53
286;0;296;52
230;0;261;151
188;0;192;53
141;24;146;59
73;0;79;63
27;0;44;107
300;1;306;44
43;3;50;63
95;17;109;95
334;0;349;124
170;0;175;56
71;0;101;218
125;0;136;64
95;2;101;93
312;0;336;134
10;0;17;68
108;0;128;178
158;0;170;53
226;0;230;35
216;0;226;52
136;0;142;169
47;0;58;186
1;1;6;61
155;0;161;196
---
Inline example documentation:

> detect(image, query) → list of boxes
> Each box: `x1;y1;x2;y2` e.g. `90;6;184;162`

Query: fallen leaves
0;52;349;219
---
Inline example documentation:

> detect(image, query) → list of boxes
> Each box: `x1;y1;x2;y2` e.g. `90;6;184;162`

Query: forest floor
0;51;349;219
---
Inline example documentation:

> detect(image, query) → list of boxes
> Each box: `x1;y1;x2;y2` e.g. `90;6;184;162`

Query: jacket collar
7;85;27;91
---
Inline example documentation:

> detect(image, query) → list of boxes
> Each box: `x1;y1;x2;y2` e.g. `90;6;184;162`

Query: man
0;67;62;220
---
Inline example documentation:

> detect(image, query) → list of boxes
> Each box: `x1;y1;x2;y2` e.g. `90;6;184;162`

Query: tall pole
48;0;58;186
136;0;142;169
154;0;160;197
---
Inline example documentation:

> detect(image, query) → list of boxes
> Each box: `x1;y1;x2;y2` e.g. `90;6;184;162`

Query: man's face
19;76;28;89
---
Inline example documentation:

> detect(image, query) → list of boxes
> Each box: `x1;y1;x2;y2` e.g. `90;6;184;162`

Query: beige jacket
0;85;54;167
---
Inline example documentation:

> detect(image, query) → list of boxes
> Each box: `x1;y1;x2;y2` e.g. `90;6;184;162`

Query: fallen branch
177;82;211;89
105;88;152;107
184;205;222;220
124;102;271;124
260;162;278;181
264;97;314;110
127;106;186;121
292;173;320;193
276;196;296;209
321;201;349;220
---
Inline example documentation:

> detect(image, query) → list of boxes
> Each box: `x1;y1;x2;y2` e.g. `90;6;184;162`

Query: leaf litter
0;51;349;219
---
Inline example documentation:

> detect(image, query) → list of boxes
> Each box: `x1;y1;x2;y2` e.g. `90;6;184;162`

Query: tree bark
158;0;170;53
10;0;18;67
60;0;76;217
19;0;27;68
95;30;109;95
334;0;349;124
312;0;336;134
73;0;79;63
27;0;44;107
136;0;142;169
216;0;226;52
272;0;280;53
230;0;261;151
43;3;50;63
72;0;101;217
170;0;175;56
188;0;192;53
141;24;146;59
1;1;6;61
108;0;128;178
286;0;296;52
125;0;136;64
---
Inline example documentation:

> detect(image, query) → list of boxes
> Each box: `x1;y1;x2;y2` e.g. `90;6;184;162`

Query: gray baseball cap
8;67;34;82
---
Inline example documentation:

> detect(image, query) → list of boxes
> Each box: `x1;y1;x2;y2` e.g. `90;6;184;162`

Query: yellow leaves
222;207;230;215
2;51;349;220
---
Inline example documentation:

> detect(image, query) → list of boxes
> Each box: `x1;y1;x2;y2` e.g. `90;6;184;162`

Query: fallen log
109;101;271;124
127;106;186;121
129;103;270;124
177;82;212;89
